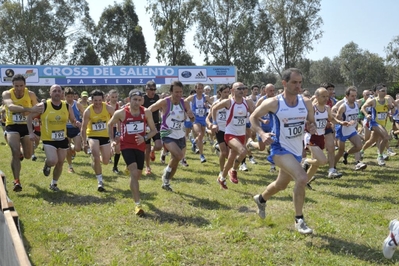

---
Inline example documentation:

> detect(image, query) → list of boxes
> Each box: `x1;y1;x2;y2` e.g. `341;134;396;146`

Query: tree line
0;0;399;97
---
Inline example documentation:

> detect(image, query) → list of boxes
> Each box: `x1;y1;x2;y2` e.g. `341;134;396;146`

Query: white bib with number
51;130;65;140
92;122;106;131
13;113;27;123
126;121;144;134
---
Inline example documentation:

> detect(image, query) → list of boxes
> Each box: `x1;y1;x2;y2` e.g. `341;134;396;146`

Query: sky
86;0;399;66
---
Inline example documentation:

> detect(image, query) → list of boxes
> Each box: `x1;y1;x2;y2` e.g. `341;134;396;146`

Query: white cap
204;85;211;91
383;219;399;259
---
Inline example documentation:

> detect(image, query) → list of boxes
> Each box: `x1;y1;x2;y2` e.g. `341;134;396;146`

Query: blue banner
0;65;236;86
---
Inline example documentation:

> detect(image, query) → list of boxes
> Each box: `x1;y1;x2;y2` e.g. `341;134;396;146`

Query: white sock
135;201;141;206
166;166;172;172
96;174;103;183
51;180;57;185
329;168;334;173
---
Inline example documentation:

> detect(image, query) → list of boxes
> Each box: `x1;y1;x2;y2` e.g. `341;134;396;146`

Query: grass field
1;132;399;265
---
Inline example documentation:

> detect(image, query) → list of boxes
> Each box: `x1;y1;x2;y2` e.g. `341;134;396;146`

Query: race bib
284;122;304;139
218;111;227;121
233;116;246;126
377;112;387;120
51;130;65;140
92;122;106;131
13;113;27;123
316;118;327;129
126;121;144;134
195;108;205;117
171;121;182;130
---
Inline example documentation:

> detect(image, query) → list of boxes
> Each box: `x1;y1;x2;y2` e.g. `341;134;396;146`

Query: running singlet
86;103;110;137
314;105;328;135
40;100;69;141
341;102;358;137
270;94;307;157
143;94;160;123
160;97;185;139
225;98;249;136
260;96;272;132
371;98;388;127
120;105;146;152
213;99;227;132
192;94;207;120
5;87;32;126
67;100;82;128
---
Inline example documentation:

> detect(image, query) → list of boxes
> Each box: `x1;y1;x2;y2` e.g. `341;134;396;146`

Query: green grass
1;132;399;265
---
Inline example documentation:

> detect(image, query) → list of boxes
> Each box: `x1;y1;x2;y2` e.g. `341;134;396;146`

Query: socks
295;215;304;222
96;174;103;183
114;153;120;168
51;179;58;185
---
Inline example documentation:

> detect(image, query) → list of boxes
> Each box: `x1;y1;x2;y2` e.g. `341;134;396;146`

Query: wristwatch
144;135;148;141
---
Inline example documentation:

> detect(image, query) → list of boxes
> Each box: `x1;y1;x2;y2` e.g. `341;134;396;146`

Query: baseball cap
81;91;88;97
383;219;399;259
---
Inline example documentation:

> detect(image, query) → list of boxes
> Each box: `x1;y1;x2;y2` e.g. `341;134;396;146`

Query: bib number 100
287;126;302;136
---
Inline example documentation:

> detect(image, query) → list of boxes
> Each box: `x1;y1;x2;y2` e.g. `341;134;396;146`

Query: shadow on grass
323;190;399;204
110;186;158;202
314;234;388;264
143;202;211;227
21;184;118;205
19;220;35;266
177;192;231;210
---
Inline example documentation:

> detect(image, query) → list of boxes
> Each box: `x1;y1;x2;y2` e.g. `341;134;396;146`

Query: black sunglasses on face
147;88;157;91
236;87;246;91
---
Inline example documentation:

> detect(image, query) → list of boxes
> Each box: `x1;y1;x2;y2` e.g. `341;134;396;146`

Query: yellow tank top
86;103;110;137
375;98;388;126
5;88;32;126
40;100;69;141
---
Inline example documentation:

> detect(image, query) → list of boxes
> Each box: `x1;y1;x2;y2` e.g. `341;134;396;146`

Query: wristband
212;121;218;125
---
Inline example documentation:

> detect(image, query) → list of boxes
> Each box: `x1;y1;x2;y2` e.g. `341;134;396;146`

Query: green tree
339;42;387;87
0;0;91;65
69;37;101;65
262;0;323;78
194;0;267;83
385;36;399;81
309;56;344;85
96;0;149;65
147;0;196;66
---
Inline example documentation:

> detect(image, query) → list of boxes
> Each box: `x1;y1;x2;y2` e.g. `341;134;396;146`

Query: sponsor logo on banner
1;68;39;83
179;69;207;82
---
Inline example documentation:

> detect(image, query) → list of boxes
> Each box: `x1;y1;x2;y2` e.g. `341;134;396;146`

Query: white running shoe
239;162;248;171
253;195;266;219
295;218;313;234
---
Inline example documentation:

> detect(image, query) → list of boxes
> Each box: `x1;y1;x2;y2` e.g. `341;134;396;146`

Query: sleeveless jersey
225;98;249;136
270;94;307;157
67;100;82;128
314;105;328;135
213;99;227;132
86;103;110;137
326;97;337;108
192;94;207;120
120;105;146;152
260;96;273;132
40;100;69;141
5;87;32;126
371;98;388;126
341;102;359;137
160;97;185;139
143;94;160;123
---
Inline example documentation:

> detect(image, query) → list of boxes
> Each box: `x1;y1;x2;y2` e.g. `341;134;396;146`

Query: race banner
0;65;236;86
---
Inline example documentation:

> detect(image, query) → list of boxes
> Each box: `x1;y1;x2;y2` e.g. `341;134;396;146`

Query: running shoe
97;181;106;192
43;163;51;177
253;195;266;219
68;167;75;174
249;156;257;164
342;151;349;165
239;163;248;172
217;175;228;190
229;169;238;184
135;205;144;217
295;218;313;234
180;158;189;167
31;154;37;161
49;183;60;192
200;154;206;163
13;180;22;192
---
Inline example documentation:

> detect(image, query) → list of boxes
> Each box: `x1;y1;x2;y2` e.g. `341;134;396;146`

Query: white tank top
314;105;328;135
341;102;358;137
213;99;227;132
273;94;307;156
225;98;248;136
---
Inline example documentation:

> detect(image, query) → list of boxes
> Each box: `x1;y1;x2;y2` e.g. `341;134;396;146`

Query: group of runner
1;69;399;232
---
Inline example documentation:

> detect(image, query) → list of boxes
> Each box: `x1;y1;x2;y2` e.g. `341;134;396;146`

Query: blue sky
87;0;399;66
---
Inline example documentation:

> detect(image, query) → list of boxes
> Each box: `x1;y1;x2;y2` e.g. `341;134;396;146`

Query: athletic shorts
324;127;334;135
267;144;302;165
194;119;206;127
121;149;145;170
335;127;357;142
161;136;186;150
5;124;32;138
145;123;161;144
224;134;245;147
88;137;110;146
304;133;325;150
34;131;41;137
216;130;225;144
67;127;80;138
42;139;69;149
184;121;193;129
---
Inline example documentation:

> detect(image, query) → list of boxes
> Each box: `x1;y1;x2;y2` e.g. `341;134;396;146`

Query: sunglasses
236;87;246;91
147;88;157;91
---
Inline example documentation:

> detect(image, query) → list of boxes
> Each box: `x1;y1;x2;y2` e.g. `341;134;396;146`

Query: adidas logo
195;71;205;79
